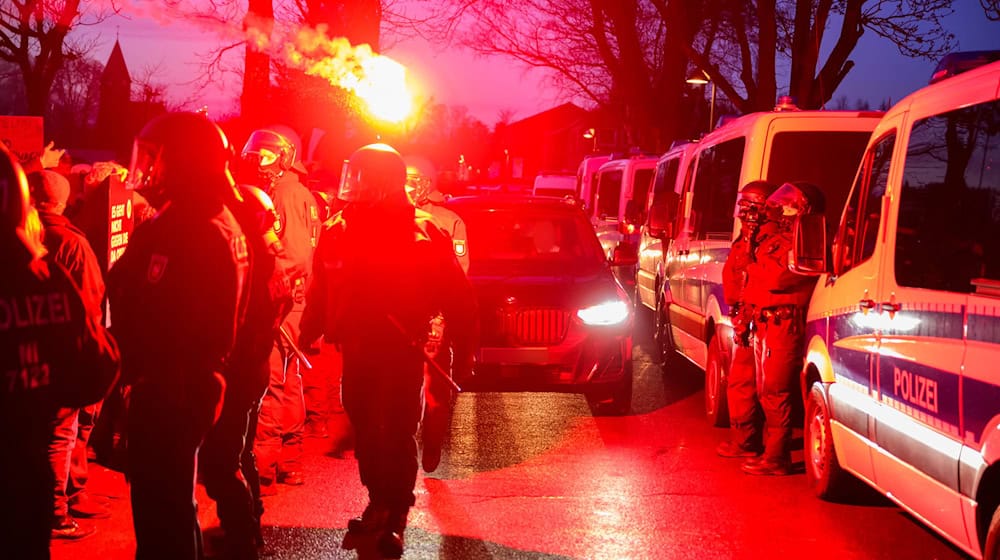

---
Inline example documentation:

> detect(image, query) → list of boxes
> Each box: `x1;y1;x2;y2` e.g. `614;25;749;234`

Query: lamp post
686;70;716;133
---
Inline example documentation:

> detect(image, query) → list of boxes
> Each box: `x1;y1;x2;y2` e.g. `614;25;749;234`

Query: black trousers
199;358;267;559
341;341;424;512
127;374;222;560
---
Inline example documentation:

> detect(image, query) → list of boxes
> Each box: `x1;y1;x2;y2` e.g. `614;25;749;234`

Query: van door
638;158;680;310
820;127;898;485
869;100;999;549
594;167;624;258
671;138;743;367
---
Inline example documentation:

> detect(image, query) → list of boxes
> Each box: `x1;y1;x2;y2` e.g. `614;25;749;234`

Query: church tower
97;39;132;158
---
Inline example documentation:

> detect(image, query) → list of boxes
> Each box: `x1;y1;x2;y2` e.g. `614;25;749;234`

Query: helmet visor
127;138;162;193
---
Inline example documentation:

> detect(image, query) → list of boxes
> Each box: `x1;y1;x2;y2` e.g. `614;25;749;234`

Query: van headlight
577;300;630;326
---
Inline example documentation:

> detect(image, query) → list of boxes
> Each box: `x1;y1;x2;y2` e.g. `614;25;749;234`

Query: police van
635;141;697;327
792;59;1000;559
658;100;881;425
590;154;658;284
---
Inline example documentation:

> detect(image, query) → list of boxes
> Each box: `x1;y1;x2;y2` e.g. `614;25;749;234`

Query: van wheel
655;297;679;370
806;384;853;500
704;335;729;427
985;506;1000;560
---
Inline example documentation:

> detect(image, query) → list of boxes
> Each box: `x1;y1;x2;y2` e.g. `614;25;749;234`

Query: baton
386;314;462;393
278;324;314;371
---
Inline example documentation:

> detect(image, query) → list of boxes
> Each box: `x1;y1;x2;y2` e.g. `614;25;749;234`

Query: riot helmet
403;155;438;205
735;180;778;227
765;181;825;227
242;129;295;187
0;143;45;260
127;111;235;209
266;124;307;174
338;143;408;206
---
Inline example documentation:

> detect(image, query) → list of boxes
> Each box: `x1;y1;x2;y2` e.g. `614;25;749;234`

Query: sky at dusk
84;3;1000;126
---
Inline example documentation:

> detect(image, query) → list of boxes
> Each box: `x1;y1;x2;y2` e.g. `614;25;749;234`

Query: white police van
635;141;697;325
591;153;658;290
658;100;881;425
793;59;1000;559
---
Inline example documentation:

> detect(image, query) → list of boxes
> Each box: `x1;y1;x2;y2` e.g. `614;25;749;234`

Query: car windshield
461;207;607;277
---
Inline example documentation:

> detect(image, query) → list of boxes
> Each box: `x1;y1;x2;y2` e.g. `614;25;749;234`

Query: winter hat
27;169;71;211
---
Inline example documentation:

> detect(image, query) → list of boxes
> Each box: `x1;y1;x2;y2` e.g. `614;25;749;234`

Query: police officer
716;181;777;459
107;112;250;558
28;169;112;538
741;181;823;476
404;155;470;473
300;143;477;559
0;144;120;559
199;185;292;558
241;126;321;491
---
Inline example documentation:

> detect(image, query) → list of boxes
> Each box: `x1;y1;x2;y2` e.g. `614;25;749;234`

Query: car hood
469;269;624;311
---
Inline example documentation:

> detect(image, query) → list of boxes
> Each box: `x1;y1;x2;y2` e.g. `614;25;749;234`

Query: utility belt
755;304;804;326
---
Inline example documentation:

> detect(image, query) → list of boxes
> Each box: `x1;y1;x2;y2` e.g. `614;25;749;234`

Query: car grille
503;308;570;346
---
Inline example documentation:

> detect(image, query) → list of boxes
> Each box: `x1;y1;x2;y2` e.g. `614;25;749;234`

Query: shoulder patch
147;254;168;284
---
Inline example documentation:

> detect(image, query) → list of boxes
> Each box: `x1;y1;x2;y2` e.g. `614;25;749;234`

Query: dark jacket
300;202;478;375
108;200;249;384
39;210;106;314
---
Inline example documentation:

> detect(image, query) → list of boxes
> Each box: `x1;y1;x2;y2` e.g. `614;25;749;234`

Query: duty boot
376;508;408;559
741;456;793;476
346;502;387;534
716;440;762;459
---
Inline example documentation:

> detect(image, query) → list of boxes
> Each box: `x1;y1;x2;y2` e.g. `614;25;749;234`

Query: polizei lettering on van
0;292;73;331
892;365;939;413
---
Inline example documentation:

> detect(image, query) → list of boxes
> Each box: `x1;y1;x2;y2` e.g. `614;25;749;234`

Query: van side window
626;168;656;223
596;169;623;220
691;138;744;237
649;159;680;226
897;99;1000;293
836;133;895;274
675;158;697;234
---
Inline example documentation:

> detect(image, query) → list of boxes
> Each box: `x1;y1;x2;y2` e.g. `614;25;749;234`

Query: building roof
101;40;131;85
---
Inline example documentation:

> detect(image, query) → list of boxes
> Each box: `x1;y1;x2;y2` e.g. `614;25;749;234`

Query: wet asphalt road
51;321;969;560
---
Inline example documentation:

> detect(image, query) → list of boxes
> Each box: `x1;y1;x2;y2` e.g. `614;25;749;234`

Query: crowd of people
0;110;477;560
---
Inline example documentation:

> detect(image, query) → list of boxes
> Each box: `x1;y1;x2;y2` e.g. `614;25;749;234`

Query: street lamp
686;69;716;133
583;127;596;152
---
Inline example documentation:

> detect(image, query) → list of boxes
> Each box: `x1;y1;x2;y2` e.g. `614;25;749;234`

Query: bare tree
421;0;959;147
653;0;956;112
983;0;1000;20
0;0;110;116
48;55;102;143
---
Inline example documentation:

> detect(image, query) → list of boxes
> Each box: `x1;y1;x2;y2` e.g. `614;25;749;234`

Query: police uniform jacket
1;245;120;484
722;229;755;307
269;172;320;281
745;226;816;309
418;191;469;274
300;203;478;372
108;200;249;384
39;210;105;312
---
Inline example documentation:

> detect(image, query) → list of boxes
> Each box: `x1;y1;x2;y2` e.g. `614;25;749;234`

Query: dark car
446;195;636;415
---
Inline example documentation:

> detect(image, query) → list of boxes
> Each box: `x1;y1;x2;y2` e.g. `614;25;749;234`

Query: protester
0;143;120;560
300;142;477;558
28;169;112;540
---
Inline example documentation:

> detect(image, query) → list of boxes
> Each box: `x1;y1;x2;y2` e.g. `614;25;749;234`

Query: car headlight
577;300;630;326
